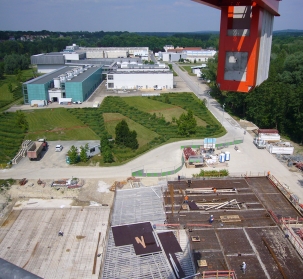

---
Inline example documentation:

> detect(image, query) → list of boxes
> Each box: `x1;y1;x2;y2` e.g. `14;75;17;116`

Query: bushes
0;112;25;164
193;169;229;178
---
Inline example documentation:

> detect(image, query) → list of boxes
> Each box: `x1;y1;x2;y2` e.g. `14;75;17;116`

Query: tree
4;54;29;74
15;110;28;131
115;120;138;149
0;62;4;79
103;146;114;163
67;145;79;164
79;143;89;162
8;82;12;93
101;134;114;163
176;110;197;136
115;120;130;146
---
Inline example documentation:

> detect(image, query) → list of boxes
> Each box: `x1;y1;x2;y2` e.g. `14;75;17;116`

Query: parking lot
16;140;101;170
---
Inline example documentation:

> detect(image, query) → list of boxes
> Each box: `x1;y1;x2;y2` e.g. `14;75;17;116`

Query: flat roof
68;66;101;83
25;66;101;85
108;70;172;75
25;66;69;85
0;200;110;279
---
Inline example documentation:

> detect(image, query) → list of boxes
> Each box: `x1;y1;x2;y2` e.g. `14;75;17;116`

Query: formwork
0;204;110;279
164;177;303;278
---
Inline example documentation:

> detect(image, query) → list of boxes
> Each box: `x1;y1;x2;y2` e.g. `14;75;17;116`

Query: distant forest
0;30;303;143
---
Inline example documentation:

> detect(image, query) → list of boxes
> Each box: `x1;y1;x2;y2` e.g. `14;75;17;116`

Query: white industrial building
76;46;149;60
31;44;149;73
158;47;216;63
186;50;217;63
107;64;173;90
161;52;187;62
191;64;207;77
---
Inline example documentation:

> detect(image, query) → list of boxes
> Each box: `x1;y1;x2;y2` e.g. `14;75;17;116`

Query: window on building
108;83;114;88
108;75;114;80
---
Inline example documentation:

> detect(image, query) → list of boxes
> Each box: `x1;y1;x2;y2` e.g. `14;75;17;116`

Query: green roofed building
22;65;102;105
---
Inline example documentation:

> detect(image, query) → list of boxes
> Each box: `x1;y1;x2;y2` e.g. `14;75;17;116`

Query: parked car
73;101;82;104
55;145;63;152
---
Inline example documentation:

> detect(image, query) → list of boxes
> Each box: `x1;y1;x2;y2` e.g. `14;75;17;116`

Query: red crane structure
192;0;280;93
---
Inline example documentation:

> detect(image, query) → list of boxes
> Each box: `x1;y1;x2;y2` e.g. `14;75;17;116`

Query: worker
58;231;64;236
184;195;189;203
241;262;246;274
213;188;217;194
178;175;180;182
209;215;214;224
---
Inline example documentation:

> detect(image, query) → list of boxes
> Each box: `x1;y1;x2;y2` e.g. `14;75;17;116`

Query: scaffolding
101;185;197;279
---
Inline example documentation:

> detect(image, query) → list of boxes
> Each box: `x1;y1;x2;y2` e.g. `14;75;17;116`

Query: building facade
22;66;102;105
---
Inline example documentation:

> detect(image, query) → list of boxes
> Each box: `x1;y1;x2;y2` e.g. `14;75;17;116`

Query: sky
0;0;302;33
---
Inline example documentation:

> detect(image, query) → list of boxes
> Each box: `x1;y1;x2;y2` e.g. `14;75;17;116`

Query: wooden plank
197;260;207;267
220;215;241;223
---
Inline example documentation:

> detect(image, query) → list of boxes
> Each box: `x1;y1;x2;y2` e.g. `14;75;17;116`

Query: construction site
1;176;303;278
163;177;303;278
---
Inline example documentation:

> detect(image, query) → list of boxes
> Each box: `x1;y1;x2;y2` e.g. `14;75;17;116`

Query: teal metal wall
26;84;48;104
24;68;102;104
65;82;83;101
65;68;102;102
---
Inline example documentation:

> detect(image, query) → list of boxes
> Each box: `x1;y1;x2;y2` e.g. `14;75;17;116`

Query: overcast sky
0;0;301;33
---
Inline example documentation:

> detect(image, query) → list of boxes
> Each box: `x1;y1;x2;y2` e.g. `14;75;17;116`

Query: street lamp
222;103;225;125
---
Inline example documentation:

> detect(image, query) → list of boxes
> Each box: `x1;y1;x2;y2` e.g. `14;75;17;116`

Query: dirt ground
0;176;159;225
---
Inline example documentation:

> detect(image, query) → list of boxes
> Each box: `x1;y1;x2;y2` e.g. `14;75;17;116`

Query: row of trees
203;34;303;143
67;144;90;164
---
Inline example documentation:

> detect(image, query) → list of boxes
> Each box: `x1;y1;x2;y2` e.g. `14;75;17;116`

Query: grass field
123;96;207;126
24;108;99;141
0;69;35;101
103;113;159;147
181;65;196;76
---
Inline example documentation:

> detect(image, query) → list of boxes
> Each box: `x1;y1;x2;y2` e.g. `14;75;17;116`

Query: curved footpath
1;64;302;203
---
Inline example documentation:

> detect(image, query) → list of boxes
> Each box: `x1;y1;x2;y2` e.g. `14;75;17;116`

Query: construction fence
132;155;185;177
131;137;243;177
180;137;243;149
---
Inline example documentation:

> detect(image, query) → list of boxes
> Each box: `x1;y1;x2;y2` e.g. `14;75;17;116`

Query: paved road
1;64;302;202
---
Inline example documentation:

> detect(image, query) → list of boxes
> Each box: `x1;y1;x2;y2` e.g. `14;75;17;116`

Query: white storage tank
225;151;230;161
219;153;225;163
53;78;60;88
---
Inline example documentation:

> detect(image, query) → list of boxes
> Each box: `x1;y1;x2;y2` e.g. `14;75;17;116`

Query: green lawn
0;69;36;101
24;108;99;140
103;113;159;147
182;65;196;76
